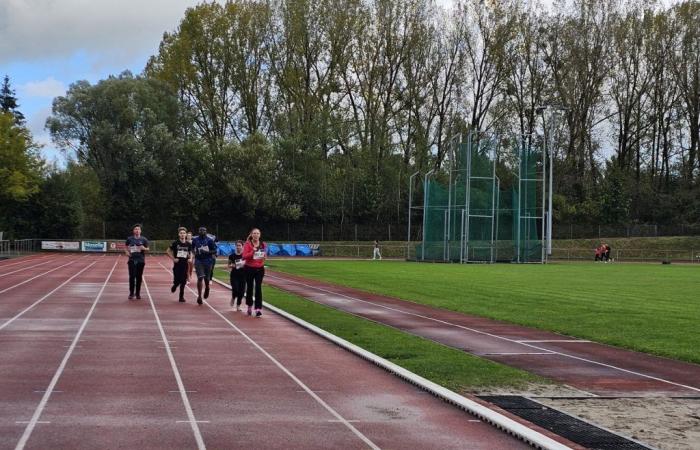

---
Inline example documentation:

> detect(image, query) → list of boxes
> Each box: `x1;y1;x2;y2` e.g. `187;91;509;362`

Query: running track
0;254;535;449
266;270;700;397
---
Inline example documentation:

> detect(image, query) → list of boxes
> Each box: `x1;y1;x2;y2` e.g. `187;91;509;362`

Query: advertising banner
81;241;107;252
108;241;127;252
41;241;80;251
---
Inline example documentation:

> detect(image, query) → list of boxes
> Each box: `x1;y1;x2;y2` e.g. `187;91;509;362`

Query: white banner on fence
41;241;80;251
81;241;107;252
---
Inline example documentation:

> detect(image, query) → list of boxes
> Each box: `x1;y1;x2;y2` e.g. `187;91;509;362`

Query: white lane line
0;259;56;278
0;260;99;331
143;277;206;450
481;352;555;356
158;262;380;450
517;340;592;343
15;421;50;425
0;255;51;269
14;257;119;450
268;274;700;394
0;256;88;295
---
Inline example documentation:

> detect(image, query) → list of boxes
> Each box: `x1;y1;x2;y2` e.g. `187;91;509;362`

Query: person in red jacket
242;228;267;317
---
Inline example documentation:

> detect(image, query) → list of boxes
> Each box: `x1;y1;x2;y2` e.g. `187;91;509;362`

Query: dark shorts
194;259;213;279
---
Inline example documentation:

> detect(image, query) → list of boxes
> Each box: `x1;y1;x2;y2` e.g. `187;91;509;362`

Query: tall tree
0;75;26;125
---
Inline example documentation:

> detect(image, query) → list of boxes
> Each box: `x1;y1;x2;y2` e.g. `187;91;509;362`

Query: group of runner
124;224;267;317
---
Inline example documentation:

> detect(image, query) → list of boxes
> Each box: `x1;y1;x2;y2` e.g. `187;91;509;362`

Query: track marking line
14;257;118;450
176;420;210;424
517;340;591;343
481;352;555;356
0;256;89;295
158;262;380;450
0;255;54;270
15;421;50;425
269;274;700;394
143;277;206;450
0;259;99;332
328;419;361;423
0;259;55;278
33;391;62;393
170;390;198;393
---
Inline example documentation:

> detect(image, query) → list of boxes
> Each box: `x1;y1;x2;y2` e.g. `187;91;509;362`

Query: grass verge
265;260;700;364
214;269;544;392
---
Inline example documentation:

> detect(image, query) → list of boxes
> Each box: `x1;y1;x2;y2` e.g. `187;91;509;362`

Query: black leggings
230;272;246;305
128;260;145;295
173;261;188;298
245;267;264;309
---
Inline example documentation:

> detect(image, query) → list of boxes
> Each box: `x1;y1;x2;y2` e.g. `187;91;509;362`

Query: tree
0;75;26;125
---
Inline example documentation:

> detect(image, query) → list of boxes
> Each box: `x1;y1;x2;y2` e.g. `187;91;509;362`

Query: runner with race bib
124;224;149;300
192;226;217;305
227;240;246;310
167;227;193;302
242;228;267;317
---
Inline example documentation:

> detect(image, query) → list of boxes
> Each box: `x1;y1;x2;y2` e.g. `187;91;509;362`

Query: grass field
213;268;543;390
265;260;700;364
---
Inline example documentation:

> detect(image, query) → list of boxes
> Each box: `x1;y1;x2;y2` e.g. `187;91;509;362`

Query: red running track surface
266;270;700;397
0;254;531;449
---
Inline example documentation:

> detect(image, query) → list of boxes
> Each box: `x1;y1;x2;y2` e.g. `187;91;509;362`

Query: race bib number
177;249;189;259
253;250;265;260
129;245;140;254
235;260;244;269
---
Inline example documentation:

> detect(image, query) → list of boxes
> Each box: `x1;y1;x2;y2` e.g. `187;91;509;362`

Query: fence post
388;224;391;241
354;224;358;242
321;224;324;242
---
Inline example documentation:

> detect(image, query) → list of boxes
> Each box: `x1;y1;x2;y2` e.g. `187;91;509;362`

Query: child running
242;228;267;317
167;227;193;302
227;240;246;310
191;227;217;305
124;224;149;300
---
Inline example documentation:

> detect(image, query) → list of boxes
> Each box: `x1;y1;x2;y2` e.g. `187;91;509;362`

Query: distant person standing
373;240;382;260
192;227;217;305
242;228;266;317
603;243;612;262
124;224;149;300
167;227;193;302
227;240;246;310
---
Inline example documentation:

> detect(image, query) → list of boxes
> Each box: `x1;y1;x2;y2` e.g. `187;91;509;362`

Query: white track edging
212;278;571;450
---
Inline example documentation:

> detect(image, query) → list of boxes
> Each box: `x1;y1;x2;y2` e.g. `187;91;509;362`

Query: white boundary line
267;274;700;394
0;254;49;269
14;256;119;450
143;277;206;450
0;256;88;295
156;262;379;450
211;277;571;450
0;257;60;277
0;258;101;331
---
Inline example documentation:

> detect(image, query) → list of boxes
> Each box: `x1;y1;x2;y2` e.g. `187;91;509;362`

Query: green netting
419;132;543;263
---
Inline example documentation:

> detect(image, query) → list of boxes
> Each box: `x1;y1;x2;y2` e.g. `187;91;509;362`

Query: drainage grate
478;395;653;450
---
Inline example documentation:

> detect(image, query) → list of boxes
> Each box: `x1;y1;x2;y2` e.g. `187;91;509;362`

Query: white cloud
0;0;216;65
18;77;66;98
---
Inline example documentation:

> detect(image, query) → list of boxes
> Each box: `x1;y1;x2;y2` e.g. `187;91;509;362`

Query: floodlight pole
537;105;565;260
407;171;420;258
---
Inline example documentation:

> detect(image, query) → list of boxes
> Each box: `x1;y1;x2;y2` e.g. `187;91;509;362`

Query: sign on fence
81;241;107;252
107;241;127;252
41;241;80;251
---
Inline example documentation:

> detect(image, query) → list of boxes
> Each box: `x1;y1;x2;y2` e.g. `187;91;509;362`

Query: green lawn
265;260;700;364
214;268;543;391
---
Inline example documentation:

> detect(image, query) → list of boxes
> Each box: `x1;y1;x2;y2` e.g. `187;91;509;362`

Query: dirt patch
472;383;700;450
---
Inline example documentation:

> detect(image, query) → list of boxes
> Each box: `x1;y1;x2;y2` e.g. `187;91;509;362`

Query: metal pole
408;171;420;260
540;132;546;263
490;138;497;263
465;131;473;263
421;170;435;261
547;114;555;256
